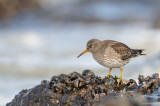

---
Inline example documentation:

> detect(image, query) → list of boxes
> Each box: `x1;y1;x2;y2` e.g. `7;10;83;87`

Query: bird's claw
106;75;110;77
117;79;123;87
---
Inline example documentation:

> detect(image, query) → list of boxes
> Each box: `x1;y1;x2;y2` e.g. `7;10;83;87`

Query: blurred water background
0;0;160;105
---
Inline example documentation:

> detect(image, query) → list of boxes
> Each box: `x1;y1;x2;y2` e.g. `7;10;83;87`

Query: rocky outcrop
6;70;160;106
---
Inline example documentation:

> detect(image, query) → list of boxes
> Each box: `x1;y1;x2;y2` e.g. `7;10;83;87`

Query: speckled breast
92;47;130;68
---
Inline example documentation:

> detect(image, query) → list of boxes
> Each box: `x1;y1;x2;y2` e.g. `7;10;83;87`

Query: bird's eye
89;45;92;48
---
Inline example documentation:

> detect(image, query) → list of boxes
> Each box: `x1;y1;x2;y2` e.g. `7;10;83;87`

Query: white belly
92;47;130;68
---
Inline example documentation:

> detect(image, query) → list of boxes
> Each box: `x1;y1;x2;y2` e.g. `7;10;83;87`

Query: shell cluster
7;70;160;106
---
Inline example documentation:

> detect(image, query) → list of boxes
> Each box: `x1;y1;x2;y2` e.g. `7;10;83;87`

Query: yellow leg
107;68;112;77
117;68;123;86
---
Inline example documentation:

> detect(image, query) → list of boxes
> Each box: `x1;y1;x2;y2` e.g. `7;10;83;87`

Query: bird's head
77;39;102;58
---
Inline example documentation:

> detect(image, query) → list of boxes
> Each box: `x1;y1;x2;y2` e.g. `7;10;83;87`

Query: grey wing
111;42;134;60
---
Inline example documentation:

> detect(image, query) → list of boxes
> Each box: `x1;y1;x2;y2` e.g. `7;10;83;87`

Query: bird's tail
132;49;146;57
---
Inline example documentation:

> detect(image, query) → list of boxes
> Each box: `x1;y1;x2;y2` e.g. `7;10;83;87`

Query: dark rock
74;78;80;88
52;83;66;93
78;79;86;87
82;70;95;78
49;76;59;89
95;78;103;84
157;98;160;102
41;80;49;85
126;79;138;90
137;73;160;95
68;72;79;81
145;76;152;82
63;88;70;94
102;76;115;85
152;73;159;79
59;74;68;83
59;95;69;105
51;76;59;82
138;75;144;84
73;72;84;79
7;71;160;106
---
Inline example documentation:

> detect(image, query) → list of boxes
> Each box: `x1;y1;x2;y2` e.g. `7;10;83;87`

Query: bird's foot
106;74;110;77
117;78;123;87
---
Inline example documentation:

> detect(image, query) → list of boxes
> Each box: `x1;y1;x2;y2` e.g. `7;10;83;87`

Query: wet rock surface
6;70;160;106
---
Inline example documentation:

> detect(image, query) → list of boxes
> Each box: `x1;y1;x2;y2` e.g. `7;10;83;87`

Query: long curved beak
77;49;88;58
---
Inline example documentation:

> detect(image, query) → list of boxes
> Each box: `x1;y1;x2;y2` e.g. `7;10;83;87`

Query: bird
77;39;145;86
